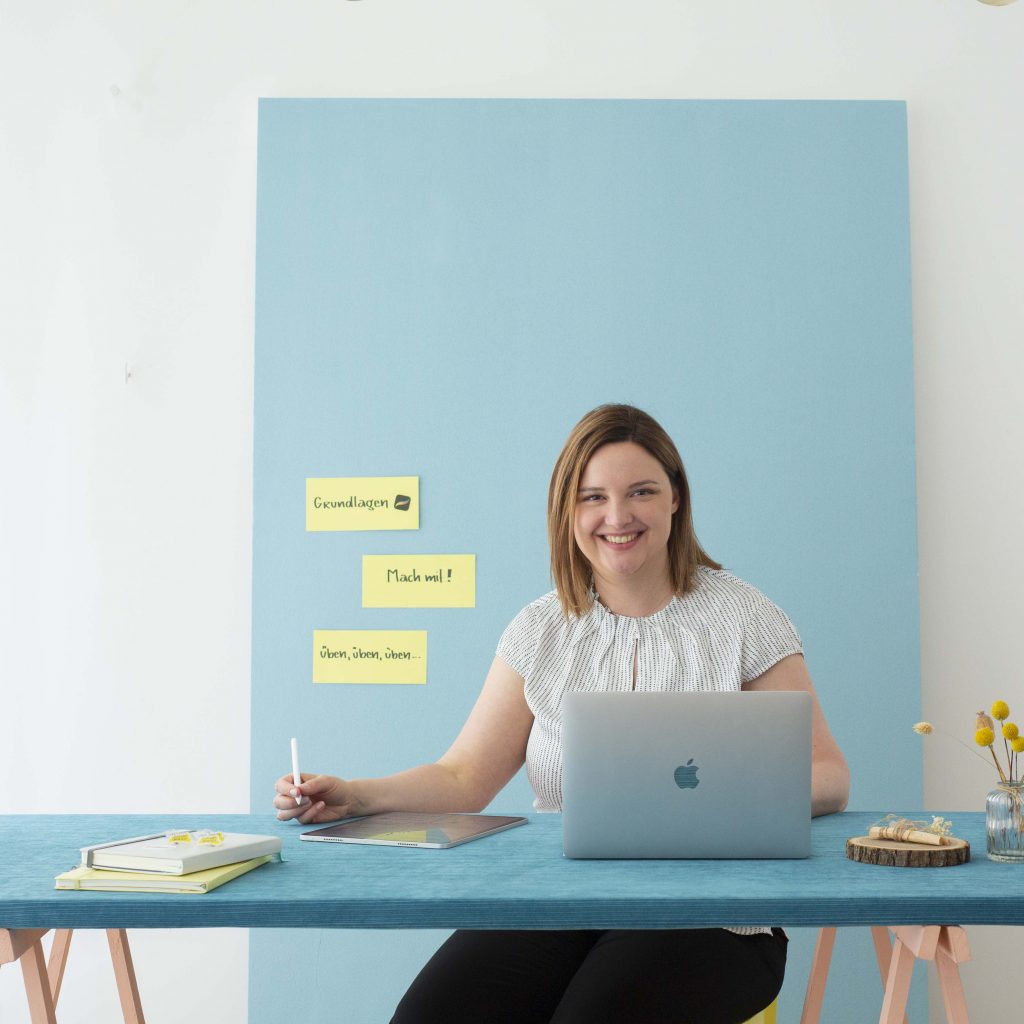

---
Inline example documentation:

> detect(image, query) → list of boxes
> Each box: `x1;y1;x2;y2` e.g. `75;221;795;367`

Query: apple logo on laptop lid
673;759;700;790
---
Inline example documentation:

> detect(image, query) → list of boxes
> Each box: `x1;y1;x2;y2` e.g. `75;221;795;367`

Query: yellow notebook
55;854;274;894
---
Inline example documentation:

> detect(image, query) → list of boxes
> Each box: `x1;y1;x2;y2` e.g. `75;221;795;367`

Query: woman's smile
598;530;645;550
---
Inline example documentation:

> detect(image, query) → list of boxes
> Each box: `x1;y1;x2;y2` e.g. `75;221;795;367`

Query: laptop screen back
561;691;812;859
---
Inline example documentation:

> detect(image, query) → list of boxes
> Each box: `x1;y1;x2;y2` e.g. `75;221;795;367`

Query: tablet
300;811;527;849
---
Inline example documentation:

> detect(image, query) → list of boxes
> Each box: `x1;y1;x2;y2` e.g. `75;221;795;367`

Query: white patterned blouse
496;564;804;938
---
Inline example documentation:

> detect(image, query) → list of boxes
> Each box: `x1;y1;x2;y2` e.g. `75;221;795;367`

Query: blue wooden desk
0;811;1014;1023
0;811;1016;930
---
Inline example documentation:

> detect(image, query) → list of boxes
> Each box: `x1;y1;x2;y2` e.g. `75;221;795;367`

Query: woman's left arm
742;653;850;817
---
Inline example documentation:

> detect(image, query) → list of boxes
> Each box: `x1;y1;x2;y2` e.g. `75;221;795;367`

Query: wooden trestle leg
800;925;972;1024
107;928;146;1024
799;926;836;1024
870;927;909;1024
1;926;146;1023
934;927;971;1024
46;929;73;1008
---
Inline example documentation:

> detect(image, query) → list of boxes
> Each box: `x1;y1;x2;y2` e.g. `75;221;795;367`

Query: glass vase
986;780;1024;862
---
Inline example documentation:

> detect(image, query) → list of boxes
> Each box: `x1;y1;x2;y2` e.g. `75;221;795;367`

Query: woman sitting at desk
275;403;850;1024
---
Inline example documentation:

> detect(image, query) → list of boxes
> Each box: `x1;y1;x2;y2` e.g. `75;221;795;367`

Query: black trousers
391;927;788;1024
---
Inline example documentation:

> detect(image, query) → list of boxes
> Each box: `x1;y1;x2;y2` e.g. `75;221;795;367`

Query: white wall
1;2;1021;1021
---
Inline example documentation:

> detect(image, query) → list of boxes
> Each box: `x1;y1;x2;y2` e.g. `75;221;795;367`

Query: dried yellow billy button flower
914;714;1016;782
992;701;1010;721
975;710;1008;782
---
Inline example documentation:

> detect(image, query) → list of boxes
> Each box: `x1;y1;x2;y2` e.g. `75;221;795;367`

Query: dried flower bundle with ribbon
847;813;970;867
868;814;956;847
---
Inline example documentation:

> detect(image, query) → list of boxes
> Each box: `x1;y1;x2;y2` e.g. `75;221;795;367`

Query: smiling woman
278;403;849;1024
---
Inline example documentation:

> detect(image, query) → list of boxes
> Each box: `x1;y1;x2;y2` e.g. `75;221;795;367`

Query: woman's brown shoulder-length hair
547;404;721;618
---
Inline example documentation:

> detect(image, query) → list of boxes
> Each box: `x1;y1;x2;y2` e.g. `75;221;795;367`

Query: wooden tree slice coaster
846;835;970;867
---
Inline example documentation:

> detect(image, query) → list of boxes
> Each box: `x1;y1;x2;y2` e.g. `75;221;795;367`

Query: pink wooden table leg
799;926;836;1024
879;927;936;1024
870;927;909;1024
107;928;146;1024
1;929;58;1024
19;939;59;1024
47;929;73;1008
934;927;971;1024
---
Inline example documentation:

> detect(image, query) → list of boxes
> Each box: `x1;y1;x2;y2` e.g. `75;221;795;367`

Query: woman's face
573;441;679;592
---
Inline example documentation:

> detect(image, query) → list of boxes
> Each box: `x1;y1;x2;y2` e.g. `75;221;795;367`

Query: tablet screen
301;811;526;848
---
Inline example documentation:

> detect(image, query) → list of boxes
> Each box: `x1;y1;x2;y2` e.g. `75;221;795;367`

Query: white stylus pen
290;737;305;806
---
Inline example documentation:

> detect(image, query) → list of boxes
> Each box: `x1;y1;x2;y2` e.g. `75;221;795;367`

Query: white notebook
81;830;282;875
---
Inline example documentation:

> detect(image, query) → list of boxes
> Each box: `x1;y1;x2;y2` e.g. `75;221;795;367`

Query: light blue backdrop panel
252;99;920;1023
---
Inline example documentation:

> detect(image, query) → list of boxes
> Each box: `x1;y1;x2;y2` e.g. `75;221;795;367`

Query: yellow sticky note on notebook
362;555;475;608
313;630;427;685
306;477;419;531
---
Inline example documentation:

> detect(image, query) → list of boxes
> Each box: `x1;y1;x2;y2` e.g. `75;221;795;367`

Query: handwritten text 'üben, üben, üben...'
313;630;427;685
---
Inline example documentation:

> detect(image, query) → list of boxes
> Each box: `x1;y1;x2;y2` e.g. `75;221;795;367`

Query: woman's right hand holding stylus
273;773;364;824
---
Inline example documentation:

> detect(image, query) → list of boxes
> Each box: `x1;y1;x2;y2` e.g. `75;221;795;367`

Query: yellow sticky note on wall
362;555;476;608
313;630;427;685
306;477;419;531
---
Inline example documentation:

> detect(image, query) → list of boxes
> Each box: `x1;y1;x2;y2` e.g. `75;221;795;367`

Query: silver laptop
562;691;812;858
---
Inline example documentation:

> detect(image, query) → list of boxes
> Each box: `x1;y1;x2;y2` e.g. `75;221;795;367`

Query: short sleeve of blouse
740;593;804;683
496;601;540;680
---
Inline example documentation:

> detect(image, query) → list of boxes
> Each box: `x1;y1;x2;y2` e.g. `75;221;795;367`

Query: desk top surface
0;812;1018;930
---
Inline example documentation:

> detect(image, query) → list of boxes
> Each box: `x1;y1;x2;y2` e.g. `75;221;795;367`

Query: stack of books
55;830;282;894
